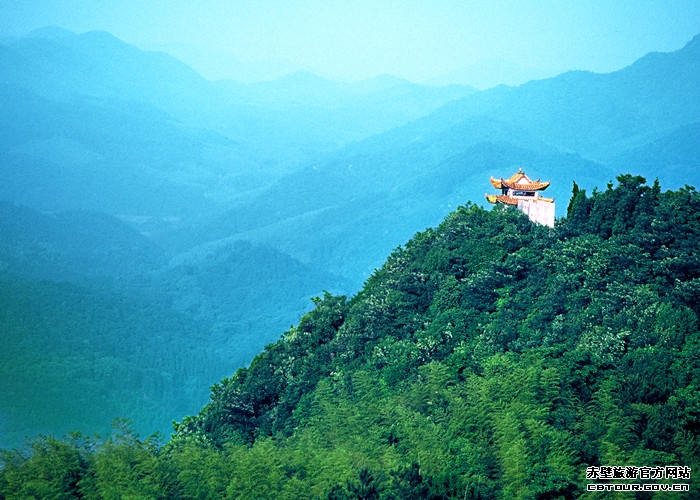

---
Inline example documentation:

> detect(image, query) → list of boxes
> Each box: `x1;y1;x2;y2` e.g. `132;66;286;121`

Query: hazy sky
1;0;699;83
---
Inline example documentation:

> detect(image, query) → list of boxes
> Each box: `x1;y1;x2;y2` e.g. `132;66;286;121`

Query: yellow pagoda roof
486;194;555;205
490;168;551;191
486;194;519;205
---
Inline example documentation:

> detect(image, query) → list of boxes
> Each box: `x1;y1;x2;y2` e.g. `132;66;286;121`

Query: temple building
486;168;555;227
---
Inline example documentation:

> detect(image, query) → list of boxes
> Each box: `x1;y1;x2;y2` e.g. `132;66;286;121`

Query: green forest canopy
2;174;699;499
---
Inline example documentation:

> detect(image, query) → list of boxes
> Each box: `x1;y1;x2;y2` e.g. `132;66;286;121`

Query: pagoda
486;168;555;227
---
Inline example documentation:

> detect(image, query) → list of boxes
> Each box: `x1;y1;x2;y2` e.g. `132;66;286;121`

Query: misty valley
1;27;700;498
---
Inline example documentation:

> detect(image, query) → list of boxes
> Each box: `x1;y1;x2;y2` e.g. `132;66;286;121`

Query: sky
1;0;699;84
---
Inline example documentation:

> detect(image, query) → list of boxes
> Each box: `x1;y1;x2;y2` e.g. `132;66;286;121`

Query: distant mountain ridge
423;33;700;159
0;27;477;213
0;28;207;104
185;32;700;286
0;201;164;282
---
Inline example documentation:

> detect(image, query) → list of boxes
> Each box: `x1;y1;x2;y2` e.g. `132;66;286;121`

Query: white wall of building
517;200;555;227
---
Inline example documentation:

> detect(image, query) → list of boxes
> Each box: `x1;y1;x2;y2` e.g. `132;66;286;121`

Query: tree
79;419;179;499
0;434;90;500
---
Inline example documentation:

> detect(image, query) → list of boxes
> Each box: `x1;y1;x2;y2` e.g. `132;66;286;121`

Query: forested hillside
2;175;698;499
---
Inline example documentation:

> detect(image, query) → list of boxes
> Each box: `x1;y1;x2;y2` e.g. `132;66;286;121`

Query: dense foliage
2;175;699;499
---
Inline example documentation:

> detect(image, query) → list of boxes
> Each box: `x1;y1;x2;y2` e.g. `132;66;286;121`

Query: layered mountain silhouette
186;34;700;285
